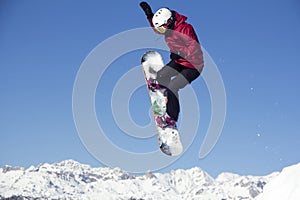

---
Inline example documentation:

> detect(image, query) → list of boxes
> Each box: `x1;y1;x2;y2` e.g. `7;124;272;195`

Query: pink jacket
148;11;204;71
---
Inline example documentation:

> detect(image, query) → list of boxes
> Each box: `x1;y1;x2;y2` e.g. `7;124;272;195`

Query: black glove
139;2;154;19
170;52;184;60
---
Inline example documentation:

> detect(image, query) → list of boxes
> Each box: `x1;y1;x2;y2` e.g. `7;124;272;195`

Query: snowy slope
0;160;296;200
255;162;300;200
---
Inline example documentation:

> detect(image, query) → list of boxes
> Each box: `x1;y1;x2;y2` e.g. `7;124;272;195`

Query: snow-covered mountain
0;160;298;200
256;162;300;200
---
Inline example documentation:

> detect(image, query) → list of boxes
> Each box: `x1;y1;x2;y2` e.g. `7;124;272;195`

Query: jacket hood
173;11;187;27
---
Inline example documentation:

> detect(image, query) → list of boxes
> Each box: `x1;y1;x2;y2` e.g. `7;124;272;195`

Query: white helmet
152;8;172;28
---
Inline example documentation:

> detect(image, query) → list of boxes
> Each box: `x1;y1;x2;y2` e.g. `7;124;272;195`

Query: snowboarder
140;2;204;128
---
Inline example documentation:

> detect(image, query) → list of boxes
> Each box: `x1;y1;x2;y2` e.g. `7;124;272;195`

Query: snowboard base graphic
141;51;183;156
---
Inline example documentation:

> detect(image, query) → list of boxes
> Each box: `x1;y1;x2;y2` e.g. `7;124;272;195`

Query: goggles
155;24;167;34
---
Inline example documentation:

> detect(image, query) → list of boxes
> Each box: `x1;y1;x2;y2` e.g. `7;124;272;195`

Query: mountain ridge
1;159;297;200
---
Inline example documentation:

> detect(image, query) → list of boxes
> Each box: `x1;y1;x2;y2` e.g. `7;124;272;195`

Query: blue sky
1;0;300;177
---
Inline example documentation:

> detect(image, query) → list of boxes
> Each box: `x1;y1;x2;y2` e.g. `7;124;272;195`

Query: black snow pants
156;60;201;120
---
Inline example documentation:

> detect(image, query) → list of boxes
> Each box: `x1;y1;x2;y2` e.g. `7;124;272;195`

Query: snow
255;162;300;200
0;160;299;200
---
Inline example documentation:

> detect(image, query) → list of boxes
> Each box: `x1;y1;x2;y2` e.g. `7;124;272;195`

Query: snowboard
141;51;183;156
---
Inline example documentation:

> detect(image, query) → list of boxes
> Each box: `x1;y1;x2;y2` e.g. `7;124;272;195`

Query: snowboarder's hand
170;52;185;60
139;2;154;19
147;78;163;92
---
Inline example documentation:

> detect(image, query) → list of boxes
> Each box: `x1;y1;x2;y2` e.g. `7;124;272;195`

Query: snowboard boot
155;112;177;129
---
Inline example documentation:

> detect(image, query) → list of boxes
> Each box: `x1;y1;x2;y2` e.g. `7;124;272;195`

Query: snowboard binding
155;113;177;129
147;78;161;92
